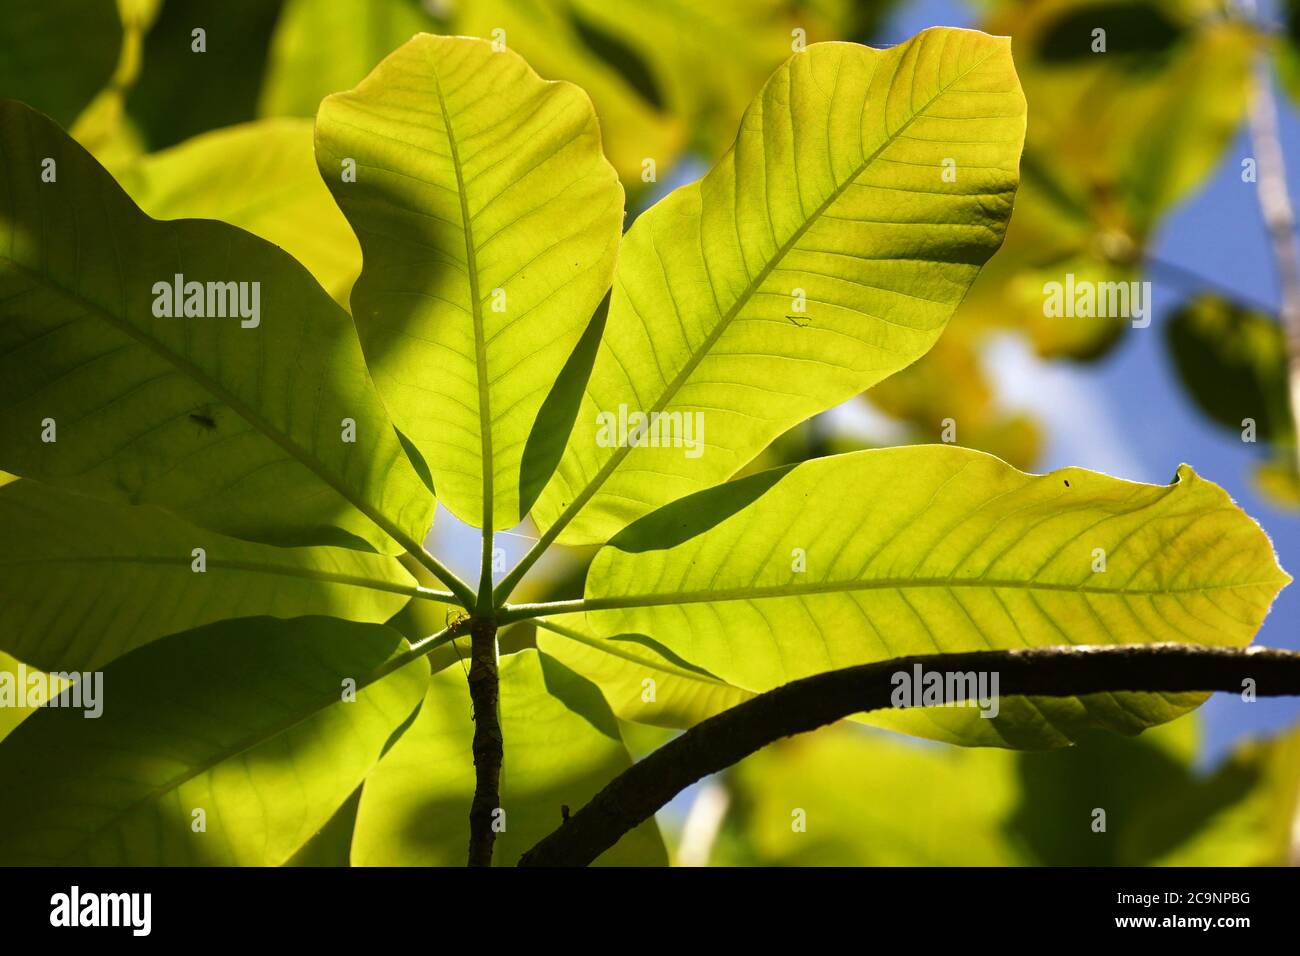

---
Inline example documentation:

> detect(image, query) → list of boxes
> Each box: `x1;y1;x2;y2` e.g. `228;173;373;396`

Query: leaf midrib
430;62;494;537
0;553;422;597
585;575;1283;612
555;39;1004;531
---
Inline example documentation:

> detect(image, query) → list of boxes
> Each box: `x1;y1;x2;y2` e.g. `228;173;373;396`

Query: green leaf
284;787;362;867
315;34;624;530
0;651;70;744
0;100;434;553
0;0;123;129
535;617;754;730
453;0;684;185
124;118;362;306
259;0;438;118
584;445;1290;748
0;473;417;671
532;29;1028;545
352;648;668;865
0;616;428;865
123;0;283;150
67;0;162;171
717;716;1300;866
1165;295;1293;443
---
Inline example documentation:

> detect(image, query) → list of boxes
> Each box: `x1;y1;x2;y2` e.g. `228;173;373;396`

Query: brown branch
1247;48;1300;469
518;643;1300;867
466;617;502;867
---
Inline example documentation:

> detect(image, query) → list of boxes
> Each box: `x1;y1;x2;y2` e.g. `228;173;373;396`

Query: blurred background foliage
3;0;1299;865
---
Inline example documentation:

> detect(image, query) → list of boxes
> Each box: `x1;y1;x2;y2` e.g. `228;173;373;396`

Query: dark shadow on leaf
607;461;797;553
518;291;610;517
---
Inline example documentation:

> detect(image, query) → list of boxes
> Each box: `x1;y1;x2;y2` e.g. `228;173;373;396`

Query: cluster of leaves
0;6;1292;866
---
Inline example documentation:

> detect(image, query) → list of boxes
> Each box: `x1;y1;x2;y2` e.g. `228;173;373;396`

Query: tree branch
1247;47;1300;471
467;617;503;866
518;643;1300;867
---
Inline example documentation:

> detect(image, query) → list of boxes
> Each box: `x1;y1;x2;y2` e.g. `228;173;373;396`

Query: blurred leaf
0;476;416;672
124;118;361;305
69;0;163;170
534;30;1027;545
0;0;123;129
352;648;668;865
965;0;1253;360
869;331;995;429
0;617;428;865
316;34;622;530
720;726;1025;865
454;0;684;185
125;0;285;149
1165;295;1293;442
0;101;434;553
259;0;438;118
585;446;1290;748
1254;454;1300;510
718;716;1300;866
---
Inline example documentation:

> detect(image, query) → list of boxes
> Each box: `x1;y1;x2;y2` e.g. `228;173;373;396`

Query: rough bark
467;617;502;867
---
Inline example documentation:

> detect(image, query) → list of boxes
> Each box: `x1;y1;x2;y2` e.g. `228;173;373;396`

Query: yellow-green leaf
533;29;1027;545
125;119;362;306
0;617;428;865
584;445;1290;748
0;100;433;553
316;34;624;529
534;616;754;729
0;475;417;671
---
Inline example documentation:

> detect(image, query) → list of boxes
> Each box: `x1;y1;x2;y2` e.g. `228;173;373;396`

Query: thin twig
1247;47;1300;468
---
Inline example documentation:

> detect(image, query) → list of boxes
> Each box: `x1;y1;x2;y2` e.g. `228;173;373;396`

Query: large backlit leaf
0;100;434;553
124;119;362;305
316;34;624;530
584;445;1290;748
0;474;416;671
352;648;667;865
0;617;428;865
533;29;1027;545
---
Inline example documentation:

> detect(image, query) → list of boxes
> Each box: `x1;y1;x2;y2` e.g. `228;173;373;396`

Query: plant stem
517;642;1300;866
498;599;586;623
466;616;503;866
1247;47;1300;470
